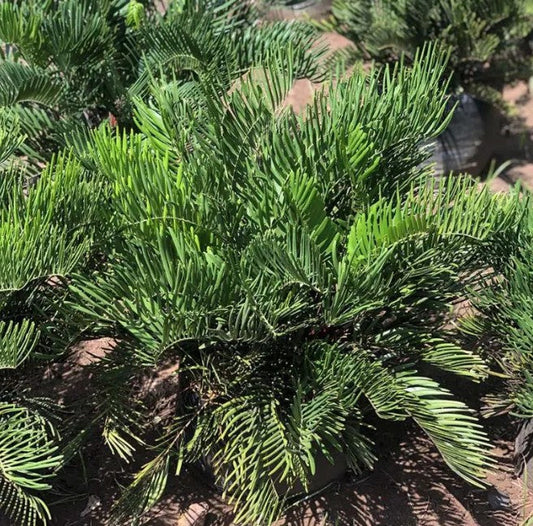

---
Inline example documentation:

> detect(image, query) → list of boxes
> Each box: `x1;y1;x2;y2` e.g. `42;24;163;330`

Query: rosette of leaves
55;45;527;524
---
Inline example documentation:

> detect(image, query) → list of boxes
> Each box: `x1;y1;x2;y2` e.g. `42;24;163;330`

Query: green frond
109;454;170;525
0;152;105;293
0;320;39;369
398;374;494;486
420;339;488;380
330;0;532;96
0;61;62;107
40;0;116;71
125;0;145;30
0;3;44;63
0;109;24;166
0;402;62;526
98;365;145;462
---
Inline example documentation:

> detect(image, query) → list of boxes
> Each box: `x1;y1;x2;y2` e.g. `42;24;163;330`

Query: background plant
461;207;533;420
326;0;533;103
0;0;326;173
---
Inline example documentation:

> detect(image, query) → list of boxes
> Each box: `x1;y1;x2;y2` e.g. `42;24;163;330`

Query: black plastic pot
265;0;332;21
200;448;348;499
427;94;501;176
515;419;533;489
278;450;348;497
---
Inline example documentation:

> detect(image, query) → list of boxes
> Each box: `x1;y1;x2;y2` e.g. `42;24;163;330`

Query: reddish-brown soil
495;82;533;191
140;426;532;526
23;338;533;526
49;423;530;525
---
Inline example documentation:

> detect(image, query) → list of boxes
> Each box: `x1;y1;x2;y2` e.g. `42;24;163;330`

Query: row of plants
1;1;533;525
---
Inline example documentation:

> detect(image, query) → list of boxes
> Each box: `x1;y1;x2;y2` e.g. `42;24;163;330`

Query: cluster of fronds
327;0;533;102
0;0;325;173
461;217;533;420
1;1;533;525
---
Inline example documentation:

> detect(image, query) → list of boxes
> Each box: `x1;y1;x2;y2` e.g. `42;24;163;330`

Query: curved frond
0;62;62;107
0;403;62;526
398;374;494;486
0;320;39;369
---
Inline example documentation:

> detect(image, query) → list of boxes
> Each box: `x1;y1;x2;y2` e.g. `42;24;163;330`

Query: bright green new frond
0;152;105;293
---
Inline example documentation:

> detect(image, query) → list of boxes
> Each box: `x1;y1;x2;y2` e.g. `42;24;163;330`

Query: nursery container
428;94;501;176
515;419;533;489
265;0;332;20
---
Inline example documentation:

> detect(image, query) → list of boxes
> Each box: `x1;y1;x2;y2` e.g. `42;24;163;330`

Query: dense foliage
0;0;325;172
328;0;533;101
1;1;533;525
462;222;533;420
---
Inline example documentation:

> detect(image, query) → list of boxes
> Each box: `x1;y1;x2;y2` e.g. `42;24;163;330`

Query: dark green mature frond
97;364;145;462
462;209;533;419
0;62;62;107
0;320;39;369
0;110;24;166
109;453;170;525
131;12;326;98
0;2;44;63
40;0;116;71
420;339;488;380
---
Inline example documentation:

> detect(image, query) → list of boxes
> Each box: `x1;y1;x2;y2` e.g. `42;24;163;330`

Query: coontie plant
47;45;527;524
0;150;107;524
461;212;533;420
0;27;528;523
0;0;326;172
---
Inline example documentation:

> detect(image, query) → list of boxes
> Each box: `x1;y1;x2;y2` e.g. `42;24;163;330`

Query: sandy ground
26;338;533;526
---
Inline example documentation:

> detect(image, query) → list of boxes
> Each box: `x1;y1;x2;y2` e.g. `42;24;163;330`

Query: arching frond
0;320;39;369
0;62;61;107
0;403;62;526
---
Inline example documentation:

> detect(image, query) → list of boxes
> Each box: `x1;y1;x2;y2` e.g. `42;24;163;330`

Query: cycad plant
0;13;528;521
461;209;533;420
328;0;532;102
0;147;107;523
39;46;525;524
